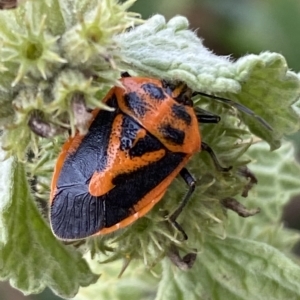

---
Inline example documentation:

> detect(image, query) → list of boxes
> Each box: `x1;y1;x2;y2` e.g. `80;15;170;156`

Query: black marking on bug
106;151;186;227
51;149;186;240
124;92;149;117
171;104;192;125
120;115;141;151
129;133;163;157
120;115;165;156
141;83;165;100
160;124;185;145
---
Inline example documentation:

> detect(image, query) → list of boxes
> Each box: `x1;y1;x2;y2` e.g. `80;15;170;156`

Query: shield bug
50;72;271;240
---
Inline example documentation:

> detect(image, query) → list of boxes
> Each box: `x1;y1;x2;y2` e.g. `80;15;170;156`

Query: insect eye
161;80;193;107
161;79;176;97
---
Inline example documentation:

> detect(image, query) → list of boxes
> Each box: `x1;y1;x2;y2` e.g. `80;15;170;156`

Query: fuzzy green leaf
0;152;98;297
73;143;300;300
117;15;239;93
227;141;300;251
240;142;300;222
117;15;300;149
233;53;300;150
157;236;300;300
74;256;158;300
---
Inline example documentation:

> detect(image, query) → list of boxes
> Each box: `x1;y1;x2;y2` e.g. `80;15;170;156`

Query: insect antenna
192;91;272;131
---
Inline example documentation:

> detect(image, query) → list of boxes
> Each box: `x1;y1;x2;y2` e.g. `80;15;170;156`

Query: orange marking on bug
131;127;147;147
115;77;200;154
94;155;191;236
89;114;166;196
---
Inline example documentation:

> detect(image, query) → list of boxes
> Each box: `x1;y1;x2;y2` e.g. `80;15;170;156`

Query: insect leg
201;142;232;172
193;91;272;130
195;107;221;124
169;168;196;240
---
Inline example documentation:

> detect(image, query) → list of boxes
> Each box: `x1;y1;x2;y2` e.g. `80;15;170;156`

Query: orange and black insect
50;72;271;240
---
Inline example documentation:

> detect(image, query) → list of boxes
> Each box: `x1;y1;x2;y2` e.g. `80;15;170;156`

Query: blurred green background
2;0;300;299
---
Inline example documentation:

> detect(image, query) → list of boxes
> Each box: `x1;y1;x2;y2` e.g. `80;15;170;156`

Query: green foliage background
1;0;300;300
